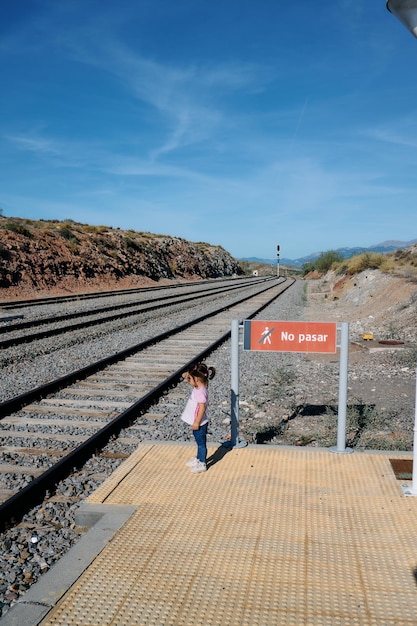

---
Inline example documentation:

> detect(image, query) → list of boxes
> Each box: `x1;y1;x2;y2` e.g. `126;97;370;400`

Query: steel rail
0;278;261;334
0;278;275;348
0;278;210;309
0;278;281;418
0;278;295;531
0;276;249;310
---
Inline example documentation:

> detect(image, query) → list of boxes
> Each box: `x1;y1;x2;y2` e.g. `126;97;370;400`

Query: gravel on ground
1;273;416;617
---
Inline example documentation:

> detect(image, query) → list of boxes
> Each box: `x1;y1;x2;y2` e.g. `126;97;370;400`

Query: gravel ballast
1;276;416;618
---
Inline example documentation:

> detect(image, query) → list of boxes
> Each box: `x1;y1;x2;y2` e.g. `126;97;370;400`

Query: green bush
302;250;344;275
304;250;393;277
82;224;108;234
59;227;79;244
1;221;32;238
124;236;142;253
341;252;387;274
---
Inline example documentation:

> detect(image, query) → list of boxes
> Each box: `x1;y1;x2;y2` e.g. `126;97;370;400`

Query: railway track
0;278;213;310
0;277;295;530
0;277;271;348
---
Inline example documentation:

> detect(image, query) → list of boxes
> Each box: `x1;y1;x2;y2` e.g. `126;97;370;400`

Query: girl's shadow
206;445;231;469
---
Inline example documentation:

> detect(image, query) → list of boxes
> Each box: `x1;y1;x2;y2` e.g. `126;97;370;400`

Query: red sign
243;320;337;353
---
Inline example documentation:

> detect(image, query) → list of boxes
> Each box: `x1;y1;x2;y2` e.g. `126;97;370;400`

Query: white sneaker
185;456;198;467
190;461;207;474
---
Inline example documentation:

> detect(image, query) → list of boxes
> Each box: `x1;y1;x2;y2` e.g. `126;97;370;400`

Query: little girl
181;363;216;473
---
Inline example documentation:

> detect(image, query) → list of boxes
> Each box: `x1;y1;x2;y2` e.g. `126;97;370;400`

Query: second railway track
0;277;295;530
0;277;273;348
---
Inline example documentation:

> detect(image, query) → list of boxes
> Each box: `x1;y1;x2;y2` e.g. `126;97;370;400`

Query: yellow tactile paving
40;444;417;626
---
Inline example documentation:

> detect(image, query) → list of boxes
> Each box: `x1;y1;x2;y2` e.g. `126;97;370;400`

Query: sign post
330;322;353;454
402;361;417;496
222;319;247;449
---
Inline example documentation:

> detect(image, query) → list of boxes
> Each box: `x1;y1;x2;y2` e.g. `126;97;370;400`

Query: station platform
3;442;417;626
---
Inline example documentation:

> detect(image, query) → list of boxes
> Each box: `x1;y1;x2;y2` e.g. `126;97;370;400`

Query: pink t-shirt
181;386;208;426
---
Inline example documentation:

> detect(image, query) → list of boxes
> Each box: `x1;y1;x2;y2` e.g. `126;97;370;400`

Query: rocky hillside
0;217;244;299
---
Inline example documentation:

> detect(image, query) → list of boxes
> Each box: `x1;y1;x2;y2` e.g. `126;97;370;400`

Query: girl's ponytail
188;363;216;383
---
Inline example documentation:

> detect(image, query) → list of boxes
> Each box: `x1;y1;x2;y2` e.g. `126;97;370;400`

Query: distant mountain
240;239;417;268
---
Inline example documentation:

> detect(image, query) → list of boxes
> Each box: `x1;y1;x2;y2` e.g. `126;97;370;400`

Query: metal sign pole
230;318;239;445
402;361;417;496
223;319;247;449
330;322;353;453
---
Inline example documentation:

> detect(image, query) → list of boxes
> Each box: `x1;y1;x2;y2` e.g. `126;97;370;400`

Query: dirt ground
240;269;417;451
305;269;417;340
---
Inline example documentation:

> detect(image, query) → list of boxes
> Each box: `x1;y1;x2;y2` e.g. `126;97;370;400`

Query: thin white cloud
6;133;60;156
367;126;417;150
104;157;210;181
53;18;275;160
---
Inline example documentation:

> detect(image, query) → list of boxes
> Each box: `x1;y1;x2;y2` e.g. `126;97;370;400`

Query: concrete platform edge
0;503;136;626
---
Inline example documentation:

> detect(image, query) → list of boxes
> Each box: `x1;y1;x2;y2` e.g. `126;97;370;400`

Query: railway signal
276;244;280;278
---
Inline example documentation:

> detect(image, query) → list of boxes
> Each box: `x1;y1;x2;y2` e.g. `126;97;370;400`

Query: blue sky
1;0;416;261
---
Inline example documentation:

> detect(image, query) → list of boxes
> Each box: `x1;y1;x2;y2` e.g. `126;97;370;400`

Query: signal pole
276;244;280;277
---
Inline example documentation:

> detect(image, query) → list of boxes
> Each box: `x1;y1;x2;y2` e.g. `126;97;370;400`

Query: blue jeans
193;423;208;463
